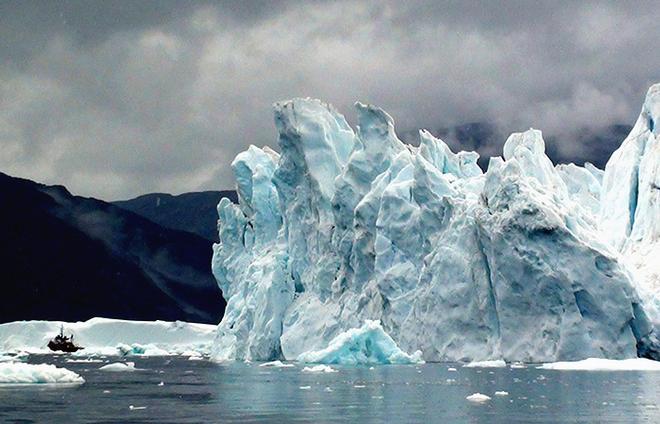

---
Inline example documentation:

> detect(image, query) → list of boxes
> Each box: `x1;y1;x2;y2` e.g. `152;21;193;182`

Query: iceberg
0;318;216;356
600;84;660;327
296;320;423;365
212;86;660;364
0;363;84;384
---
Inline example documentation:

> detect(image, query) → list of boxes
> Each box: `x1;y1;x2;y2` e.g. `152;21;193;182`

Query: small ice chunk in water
302;365;337;373
99;362;139;372
466;393;491;403
447;367;457;372
158;381;165;386
464;360;506;368
299;386;311;390
259;360;294;368
129;405;147;410
495;391;509;396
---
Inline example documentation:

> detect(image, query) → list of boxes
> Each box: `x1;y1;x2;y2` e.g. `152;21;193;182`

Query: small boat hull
47;340;84;353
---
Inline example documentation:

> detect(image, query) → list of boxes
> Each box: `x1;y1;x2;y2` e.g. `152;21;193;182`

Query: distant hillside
0;172;225;324
114;191;238;242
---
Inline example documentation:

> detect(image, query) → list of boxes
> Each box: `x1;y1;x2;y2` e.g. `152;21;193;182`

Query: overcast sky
1;0;659;200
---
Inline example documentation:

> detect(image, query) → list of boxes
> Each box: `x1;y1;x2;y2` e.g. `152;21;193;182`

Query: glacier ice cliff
211;85;660;363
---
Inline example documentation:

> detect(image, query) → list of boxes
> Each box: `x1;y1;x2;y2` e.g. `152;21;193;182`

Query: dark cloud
1;0;659;199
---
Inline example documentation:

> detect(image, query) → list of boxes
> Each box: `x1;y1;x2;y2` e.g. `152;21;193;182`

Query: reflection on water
1;355;659;423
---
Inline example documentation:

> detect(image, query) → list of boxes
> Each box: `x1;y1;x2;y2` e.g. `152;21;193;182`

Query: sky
1;0;659;200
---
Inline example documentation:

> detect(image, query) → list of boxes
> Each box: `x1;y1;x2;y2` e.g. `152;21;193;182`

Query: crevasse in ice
212;85;660;364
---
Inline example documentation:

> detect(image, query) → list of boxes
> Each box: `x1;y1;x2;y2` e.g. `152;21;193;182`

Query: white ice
0;318;216;357
0;362;84;384
99;362;140;372
463;360;506;368
296;320;423;365
211;86;660;364
466;393;491;403
301;364;337;373
538;358;660;371
258;360;294;368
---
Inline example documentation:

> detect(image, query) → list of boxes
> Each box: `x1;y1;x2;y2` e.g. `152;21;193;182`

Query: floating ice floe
296;320;423;365
0;362;84;384
464;359;506;368
538;358;660;371
494;391;509;396
99;362;141;372
301;364;337;373
466;393;491;403
65;358;103;363
258;360;294;368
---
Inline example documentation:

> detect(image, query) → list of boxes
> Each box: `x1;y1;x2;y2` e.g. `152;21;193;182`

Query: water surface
1;355;659;423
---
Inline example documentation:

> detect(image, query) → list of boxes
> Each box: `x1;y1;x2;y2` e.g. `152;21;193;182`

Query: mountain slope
0;172;225;324
114;191;237;242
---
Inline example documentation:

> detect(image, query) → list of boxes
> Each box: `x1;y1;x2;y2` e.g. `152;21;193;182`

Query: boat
47;325;84;352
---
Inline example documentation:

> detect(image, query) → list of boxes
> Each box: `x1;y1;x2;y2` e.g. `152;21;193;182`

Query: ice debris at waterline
296;321;423;365
258;360;295;368
0;363;84;384
0;352;28;363
211;84;660;363
302;364;337;373
538;358;660;371
464;360;507;368
0;318;216;356
99;362;141;372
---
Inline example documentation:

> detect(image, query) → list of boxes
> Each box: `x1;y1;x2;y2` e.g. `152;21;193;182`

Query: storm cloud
1;0;658;199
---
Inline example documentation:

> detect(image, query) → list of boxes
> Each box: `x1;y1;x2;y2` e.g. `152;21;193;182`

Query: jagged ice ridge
211;84;660;364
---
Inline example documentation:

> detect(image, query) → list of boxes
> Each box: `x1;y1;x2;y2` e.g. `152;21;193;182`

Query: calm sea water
1;355;659;423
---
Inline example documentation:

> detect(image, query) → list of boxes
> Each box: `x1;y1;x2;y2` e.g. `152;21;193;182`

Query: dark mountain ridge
0;172;225;324
114;191;238;242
